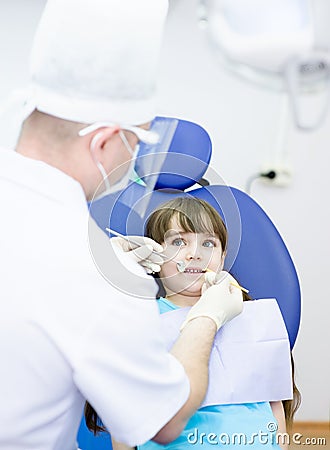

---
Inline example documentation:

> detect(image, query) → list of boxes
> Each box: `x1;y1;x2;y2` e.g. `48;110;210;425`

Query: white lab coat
0;148;189;450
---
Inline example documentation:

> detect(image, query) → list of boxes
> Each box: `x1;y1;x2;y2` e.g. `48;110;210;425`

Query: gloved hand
202;270;226;294
180;271;243;332
111;236;164;274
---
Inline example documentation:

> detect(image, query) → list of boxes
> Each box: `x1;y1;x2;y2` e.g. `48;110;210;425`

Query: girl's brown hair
84;402;106;435
283;354;301;428
145;197;228;252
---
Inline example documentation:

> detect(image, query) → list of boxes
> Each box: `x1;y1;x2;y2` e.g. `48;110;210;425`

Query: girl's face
160;217;225;300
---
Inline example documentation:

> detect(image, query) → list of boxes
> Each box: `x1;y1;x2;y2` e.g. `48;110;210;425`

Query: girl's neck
165;292;200;308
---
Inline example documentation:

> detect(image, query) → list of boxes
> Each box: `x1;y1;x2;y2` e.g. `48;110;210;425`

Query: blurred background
0;0;329;423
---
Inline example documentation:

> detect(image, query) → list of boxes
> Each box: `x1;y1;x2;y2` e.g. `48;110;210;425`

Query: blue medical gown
138;298;280;449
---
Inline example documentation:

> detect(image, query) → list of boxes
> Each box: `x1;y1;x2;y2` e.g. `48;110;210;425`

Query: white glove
111;236;164;273
202;270;226;293
180;271;243;331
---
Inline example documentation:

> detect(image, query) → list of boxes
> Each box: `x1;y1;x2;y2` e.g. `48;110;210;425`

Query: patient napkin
161;299;293;406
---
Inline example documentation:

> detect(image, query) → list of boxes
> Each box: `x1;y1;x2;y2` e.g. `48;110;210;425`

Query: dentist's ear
90;126;120;153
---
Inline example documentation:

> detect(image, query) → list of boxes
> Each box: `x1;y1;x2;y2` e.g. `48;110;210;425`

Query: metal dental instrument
106;227;166;259
176;261;186;273
106;228;188;271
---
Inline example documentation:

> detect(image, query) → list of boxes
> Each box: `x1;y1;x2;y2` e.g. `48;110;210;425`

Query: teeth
176;261;206;274
184;269;204;273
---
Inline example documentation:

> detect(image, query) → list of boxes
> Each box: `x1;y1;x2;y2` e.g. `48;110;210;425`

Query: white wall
0;0;329;421
0;0;46;147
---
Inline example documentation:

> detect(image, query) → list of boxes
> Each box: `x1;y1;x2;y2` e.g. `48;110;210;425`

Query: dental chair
77;117;301;450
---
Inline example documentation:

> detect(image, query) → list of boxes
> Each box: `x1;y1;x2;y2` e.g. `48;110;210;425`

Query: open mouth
183;268;206;274
176;261;208;274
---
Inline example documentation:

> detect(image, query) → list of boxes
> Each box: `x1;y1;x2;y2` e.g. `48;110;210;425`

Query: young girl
90;197;300;450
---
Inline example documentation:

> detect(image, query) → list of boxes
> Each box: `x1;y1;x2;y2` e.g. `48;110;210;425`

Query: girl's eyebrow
165;230;218;238
165;229;186;237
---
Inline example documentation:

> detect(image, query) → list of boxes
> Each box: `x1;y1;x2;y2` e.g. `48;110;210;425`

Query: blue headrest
135;117;212;190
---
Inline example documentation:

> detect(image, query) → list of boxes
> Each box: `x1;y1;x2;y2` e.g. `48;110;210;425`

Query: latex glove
111;236;164;274
180;271;243;332
202;270;225;294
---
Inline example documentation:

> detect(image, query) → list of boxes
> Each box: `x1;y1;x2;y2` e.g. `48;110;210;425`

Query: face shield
80;117;179;214
131;117;179;216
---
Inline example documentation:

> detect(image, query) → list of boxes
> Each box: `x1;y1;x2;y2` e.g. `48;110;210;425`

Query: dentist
0;1;242;449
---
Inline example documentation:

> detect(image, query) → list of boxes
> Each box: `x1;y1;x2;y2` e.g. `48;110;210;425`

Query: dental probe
106;228;167;259
107;229;190;272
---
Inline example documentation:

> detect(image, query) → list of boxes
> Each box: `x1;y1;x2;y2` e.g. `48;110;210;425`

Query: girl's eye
203;240;216;248
172;238;185;247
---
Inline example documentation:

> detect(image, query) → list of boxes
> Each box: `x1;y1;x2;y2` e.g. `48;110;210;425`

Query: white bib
160;299;293;406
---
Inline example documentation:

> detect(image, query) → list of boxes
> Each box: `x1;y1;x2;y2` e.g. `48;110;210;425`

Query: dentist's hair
18;110;84;145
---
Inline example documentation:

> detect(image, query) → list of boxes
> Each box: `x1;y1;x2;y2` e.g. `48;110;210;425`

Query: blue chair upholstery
78;119;301;450
135;117;212;191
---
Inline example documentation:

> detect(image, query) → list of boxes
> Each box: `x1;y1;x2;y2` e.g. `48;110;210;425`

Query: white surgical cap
29;0;169;125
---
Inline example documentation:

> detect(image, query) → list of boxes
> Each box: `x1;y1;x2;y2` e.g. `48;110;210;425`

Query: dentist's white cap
28;0;168;125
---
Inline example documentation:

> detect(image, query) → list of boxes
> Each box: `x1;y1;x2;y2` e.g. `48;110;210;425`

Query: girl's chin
181;284;203;295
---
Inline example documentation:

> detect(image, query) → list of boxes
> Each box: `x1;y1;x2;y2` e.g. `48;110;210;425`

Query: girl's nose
185;246;202;260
